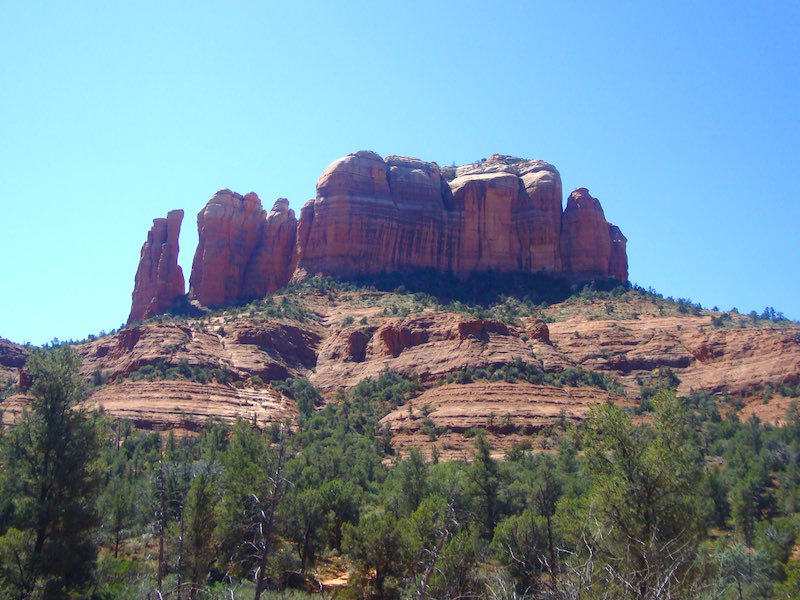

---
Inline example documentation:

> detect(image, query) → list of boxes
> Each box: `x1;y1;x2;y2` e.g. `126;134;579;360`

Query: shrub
273;378;323;417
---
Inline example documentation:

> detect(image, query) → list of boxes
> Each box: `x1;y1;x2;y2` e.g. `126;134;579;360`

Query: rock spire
129;152;629;320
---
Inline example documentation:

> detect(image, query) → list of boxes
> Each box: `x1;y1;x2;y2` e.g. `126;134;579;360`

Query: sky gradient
1;1;798;345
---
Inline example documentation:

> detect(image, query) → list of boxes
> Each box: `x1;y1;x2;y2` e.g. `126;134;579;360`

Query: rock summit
129;152;627;322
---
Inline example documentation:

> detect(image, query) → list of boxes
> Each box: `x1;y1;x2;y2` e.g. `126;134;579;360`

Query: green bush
126;359;235;385
273;378;323;417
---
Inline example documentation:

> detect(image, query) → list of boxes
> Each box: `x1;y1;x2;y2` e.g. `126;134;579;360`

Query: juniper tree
0;346;100;599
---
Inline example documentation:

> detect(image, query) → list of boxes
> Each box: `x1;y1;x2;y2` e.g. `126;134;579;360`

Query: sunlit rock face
560;187;614;278
294;152;626;280
188;191;296;308
131;151;628;316
128;210;185;323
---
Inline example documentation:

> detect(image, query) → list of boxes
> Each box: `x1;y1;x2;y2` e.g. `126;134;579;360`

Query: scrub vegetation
2;347;800;598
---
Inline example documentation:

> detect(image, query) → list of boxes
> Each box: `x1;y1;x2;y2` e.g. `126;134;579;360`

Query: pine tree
0;346;100;598
581;390;709;597
217;422;288;600
469;433;500;538
183;472;217;600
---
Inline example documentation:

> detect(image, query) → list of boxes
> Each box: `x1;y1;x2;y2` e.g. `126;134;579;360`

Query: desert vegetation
2;346;800;598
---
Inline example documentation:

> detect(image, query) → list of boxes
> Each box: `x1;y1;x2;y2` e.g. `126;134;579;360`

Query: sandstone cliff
287;152;623;283
187;191;298;309
129;151;628;320
7;288;799;455
128;210;185;323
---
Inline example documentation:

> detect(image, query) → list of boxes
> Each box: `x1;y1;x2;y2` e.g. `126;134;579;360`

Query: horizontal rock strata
87;381;296;432
381;381;632;458
129;210;185;322
129;152;628;321
4;292;799;439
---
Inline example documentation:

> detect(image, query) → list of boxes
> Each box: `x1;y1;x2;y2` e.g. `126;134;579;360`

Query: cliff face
188;190;266;308
128;210;185;323
297;153;570;278
187;191;297;309
129;151;628;319
560;188;613;277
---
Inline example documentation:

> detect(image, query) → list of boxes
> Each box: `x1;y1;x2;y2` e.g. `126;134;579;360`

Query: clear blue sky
1;1;798;345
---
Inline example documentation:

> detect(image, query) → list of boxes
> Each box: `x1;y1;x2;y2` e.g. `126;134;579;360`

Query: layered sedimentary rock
608;225;628;281
296;152;572;278
560;188;613;277
297;152;450;276
242;198;298;299
130;151;628;317
188;192;296;308
381;381;632;458
128;210;185;323
188;191;266;308
7;288;800;442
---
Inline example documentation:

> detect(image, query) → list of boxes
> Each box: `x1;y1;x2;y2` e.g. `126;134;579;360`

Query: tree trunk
157;450;166;596
253;439;287;600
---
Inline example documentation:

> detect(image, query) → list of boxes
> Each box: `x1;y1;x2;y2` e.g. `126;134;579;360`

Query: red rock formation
381;381;632;457
608;224;628;281
189;190;267;308
297;153;626;283
128;210;185;323
449;172;524;272
133;151;629;319
242;198;297;299
12;287;800;443
298;152;449;277
522;318;550;343
560;188;613;278
0;337;29;370
520;162;563;272
188;193;297;308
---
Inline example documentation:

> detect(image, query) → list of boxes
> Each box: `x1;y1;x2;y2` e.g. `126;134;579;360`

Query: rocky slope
5;287;798;454
381;381;632;460
0;337;28;384
129;152;627;320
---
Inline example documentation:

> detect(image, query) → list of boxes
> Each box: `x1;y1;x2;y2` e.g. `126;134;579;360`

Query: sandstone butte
4;149;793;457
128;152;628;322
3;152;798;460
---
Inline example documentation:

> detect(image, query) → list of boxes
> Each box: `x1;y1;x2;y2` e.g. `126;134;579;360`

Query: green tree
491;509;548;592
0;346;100;598
581;391;709;597
285;488;326;572
216;422;288;600
318;479;359;550
98;476;135;558
713;543;773;600
344;507;406;598
396;448;428;515
730;475;763;547
468;433;501;538
183;471;217;600
425;528;483;600
401;495;455;598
